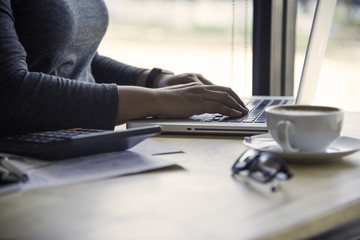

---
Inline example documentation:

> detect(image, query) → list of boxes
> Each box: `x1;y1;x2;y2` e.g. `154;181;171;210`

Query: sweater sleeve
91;53;146;86
0;2;119;136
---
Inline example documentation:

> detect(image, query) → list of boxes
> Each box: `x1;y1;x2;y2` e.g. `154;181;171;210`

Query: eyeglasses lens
250;154;281;183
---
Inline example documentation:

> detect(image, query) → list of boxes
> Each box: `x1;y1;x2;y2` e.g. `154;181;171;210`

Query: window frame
252;0;297;96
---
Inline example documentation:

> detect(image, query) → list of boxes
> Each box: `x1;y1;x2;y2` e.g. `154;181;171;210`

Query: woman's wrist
115;86;162;125
137;68;174;88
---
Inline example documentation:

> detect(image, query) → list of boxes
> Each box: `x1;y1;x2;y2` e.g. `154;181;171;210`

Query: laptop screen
295;0;337;105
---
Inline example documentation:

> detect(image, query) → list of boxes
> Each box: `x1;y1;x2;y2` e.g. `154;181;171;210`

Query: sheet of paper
0;138;183;194
12;150;176;192
132;139;184;155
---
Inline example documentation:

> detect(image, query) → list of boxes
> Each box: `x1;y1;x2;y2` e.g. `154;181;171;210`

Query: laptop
127;0;337;135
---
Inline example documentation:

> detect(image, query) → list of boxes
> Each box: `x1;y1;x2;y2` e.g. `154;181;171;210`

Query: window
99;0;253;97
295;0;360;111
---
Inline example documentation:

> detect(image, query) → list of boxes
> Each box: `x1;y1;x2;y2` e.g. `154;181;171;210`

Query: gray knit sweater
0;0;145;136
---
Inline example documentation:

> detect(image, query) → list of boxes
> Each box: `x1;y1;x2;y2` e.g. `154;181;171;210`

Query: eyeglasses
231;149;293;192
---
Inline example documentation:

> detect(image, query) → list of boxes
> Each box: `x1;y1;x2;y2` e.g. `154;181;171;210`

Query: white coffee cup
266;105;344;153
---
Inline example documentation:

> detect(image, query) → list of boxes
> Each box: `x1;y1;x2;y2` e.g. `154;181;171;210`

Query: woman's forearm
115;84;248;125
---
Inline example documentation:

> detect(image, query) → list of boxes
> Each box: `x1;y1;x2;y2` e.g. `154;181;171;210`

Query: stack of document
0;139;182;194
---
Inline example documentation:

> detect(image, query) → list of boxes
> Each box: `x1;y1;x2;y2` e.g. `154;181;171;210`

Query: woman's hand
154;82;247;118
153;73;213;88
116;83;248;125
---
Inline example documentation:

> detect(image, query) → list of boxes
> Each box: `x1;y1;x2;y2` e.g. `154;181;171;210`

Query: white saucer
243;133;360;163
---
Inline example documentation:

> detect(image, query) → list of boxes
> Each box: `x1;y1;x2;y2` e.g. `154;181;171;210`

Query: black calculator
0;126;161;160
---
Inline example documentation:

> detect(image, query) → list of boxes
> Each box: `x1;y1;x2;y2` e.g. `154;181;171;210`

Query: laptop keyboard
205;99;293;124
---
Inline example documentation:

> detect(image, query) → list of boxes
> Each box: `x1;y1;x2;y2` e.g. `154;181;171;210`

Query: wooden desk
0;112;360;240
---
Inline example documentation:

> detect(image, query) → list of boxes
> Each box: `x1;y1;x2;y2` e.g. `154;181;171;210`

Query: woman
0;0;248;136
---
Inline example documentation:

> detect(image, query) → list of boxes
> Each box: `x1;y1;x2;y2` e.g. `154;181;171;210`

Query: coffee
266;105;343;153
269;106;340;116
